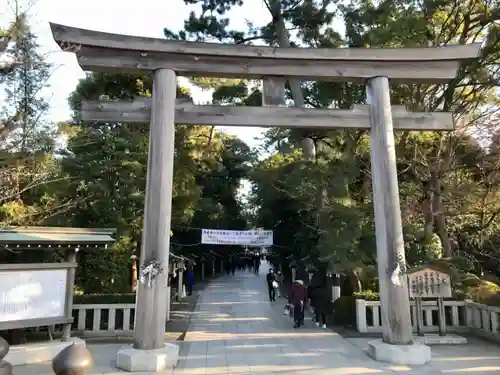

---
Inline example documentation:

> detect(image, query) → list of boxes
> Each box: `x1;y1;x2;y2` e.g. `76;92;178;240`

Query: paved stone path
13;262;500;375
174;262;500;375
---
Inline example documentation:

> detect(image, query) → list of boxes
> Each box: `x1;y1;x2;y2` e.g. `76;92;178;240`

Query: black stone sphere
0;336;12;375
52;344;93;375
0;337;8;360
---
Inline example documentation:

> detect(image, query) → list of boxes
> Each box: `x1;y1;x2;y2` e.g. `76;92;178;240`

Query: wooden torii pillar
50;22;480;370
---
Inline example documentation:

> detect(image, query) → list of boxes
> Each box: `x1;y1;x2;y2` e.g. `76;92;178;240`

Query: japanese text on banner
201;229;273;246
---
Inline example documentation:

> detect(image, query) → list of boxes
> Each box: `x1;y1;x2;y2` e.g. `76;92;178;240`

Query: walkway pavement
173;263;500;375
174;266;375;375
13;262;500;375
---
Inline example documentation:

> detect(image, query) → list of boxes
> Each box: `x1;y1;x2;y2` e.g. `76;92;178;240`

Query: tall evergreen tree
0;18;60;227
1;18;52;150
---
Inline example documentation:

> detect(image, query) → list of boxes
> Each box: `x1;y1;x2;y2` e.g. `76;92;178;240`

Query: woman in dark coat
289;279;307;328
314;285;329;328
309;271;329;328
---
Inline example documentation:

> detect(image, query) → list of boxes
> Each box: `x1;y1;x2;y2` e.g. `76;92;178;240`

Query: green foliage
1;21;52;146
0;18;65;228
332;296;357;326
0;20;253;290
353;290;380;301
73;293;136;304
5;0;500;305
465;281;500;304
55;72;254;293
166;0;500;288
481;293;500;307
332;291;380;326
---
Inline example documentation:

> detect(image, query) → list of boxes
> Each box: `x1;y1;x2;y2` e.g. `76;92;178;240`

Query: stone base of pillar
368;340;431;365
116;343;179;372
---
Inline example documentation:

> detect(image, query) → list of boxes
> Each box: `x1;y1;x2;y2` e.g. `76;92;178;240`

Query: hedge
73;293;136;304
332;290;380;327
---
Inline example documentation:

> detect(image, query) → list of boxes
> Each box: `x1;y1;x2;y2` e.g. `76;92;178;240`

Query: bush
466;280;500;304
332;290;380;326
332;296;357;326
73;293;136;304
461;273;482;288
353;290;380;301
75;242;133;294
474;282;500;302
483;293;500;307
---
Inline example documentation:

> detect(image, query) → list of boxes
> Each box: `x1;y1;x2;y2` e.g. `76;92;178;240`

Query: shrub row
73;293;136;304
331;290;380;326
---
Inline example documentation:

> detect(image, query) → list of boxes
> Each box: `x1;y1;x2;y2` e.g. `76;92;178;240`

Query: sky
1;0;272;148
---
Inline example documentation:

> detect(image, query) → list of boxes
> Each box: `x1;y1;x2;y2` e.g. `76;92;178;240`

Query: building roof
0;226;116;249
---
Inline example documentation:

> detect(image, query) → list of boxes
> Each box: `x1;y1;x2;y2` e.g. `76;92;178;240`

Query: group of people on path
224;259;237;276
225;254;262;276
266;268;330;329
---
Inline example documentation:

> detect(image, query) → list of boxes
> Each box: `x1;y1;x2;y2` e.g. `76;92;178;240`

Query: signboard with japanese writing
407;267;452;298
0;269;67;322
201;229;273;246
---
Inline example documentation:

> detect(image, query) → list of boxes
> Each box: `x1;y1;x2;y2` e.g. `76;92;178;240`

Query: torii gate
50;22;480;371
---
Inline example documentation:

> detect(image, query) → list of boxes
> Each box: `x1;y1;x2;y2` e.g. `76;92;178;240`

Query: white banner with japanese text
201;229;273;246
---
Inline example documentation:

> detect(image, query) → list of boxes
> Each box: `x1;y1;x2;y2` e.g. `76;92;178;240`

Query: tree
164;0;373;283
166;0;500;290
57;72;253;293
340;0;500;259
0;0;38;139
0;13;63;227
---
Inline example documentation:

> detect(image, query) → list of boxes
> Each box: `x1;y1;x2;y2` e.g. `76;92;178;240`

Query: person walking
266;268;277;301
246;257;252;272
186;267;195;296
314;283;329;328
289;279;307;328
254;255;261;275
309;271;329;329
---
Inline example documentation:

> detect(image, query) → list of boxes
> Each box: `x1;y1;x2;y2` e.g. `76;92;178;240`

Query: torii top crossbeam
50;23;480;83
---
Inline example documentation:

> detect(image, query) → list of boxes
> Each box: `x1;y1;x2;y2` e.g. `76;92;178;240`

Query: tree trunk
422;185;435;245
131;255;138;292
269;1;315;160
131;237;141;292
349;269;362;293
431;172;452;257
